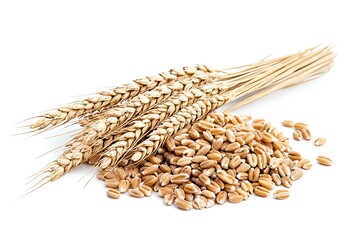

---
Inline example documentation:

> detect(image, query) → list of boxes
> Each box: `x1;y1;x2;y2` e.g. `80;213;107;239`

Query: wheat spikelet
30;65;214;131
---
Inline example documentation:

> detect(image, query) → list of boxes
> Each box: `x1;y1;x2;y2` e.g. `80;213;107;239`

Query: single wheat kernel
294;122;308;130
228;192;244;203
289;160;299;170
197;145;212;156
249;167;260;182
206;181;221;194
128;188;145;198
236;163;251;173
214;178;225;189
225;142;241;152
164;193;175;206
206;199;215;208
105;179;119;189
200;160;217;169
282;120;294;128
211;138;223;151
189;128;200;140
314;137;327;146
131;177;141;189
159;172;172;186
173;189;185;200
254;186;270;197
107;189;120;199
301;128;312;140
185;194;194;201
198;173;211;185
225;129;236;143
193;197;207;210
198;120;214;131
216;191;227;204
235;188;249;200
224;184;236;193
141;165;159;175
184;183;201;194
115;168;127;180
290;169;304;181
217;170;235;184
202;189;216;199
317;155;332;166
171;173;190;184
273;189;290;200
158;187;173;197
246;154;258;168
139;185;153;197
221;157;230;169
302;161;313;170
142;175;158;187
203;130;214;142
147;155;162;164
281;176;292;188
119;179;130;193
210;128;226;135
258;178;275;190
175;199;192;210
207;152;222;161
176;157;192;166
240;180;253;193
271;173;282;186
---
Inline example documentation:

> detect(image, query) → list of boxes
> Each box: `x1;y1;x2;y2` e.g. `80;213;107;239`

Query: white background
1;1;359;239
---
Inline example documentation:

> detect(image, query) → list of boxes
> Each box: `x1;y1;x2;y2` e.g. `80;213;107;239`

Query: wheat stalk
29;65;213;131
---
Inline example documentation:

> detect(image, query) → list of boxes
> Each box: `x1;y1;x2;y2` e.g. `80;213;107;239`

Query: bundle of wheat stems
27;46;334;193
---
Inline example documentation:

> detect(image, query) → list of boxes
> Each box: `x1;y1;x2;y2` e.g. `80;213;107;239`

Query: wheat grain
107;189;120;199
273;189;290;200
282;120;294;128
317;155;332;166
314;137;327;146
98;110;330;210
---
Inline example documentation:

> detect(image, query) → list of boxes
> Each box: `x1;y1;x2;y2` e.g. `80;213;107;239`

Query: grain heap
27;46;334;210
98;112;330;210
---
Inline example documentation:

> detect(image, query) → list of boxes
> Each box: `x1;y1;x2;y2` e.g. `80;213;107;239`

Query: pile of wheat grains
98;112;331;210
26;46;335;210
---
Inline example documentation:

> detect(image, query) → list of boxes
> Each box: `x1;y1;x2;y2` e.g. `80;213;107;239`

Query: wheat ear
76;69;219;143
30;65;214;131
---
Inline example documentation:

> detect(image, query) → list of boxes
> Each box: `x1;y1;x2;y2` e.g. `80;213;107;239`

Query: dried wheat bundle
27;46;335;193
